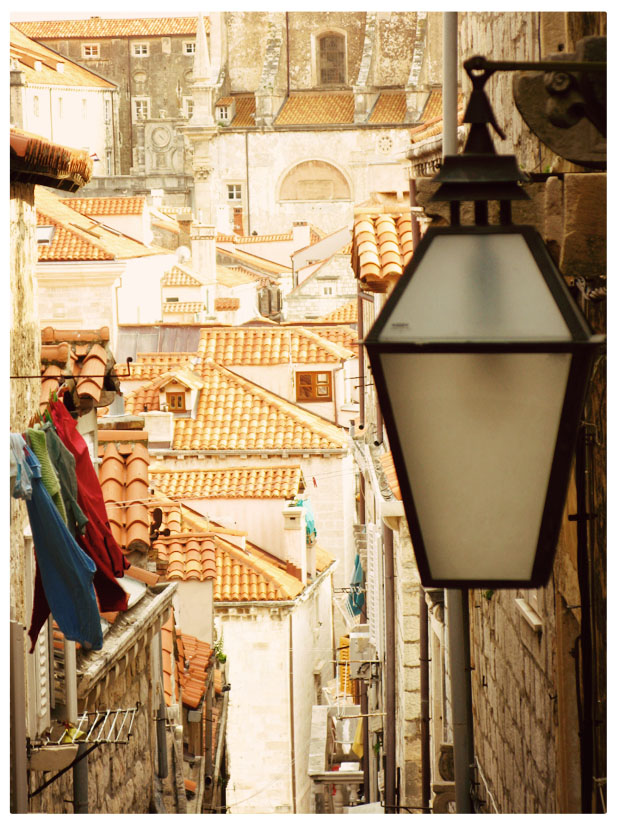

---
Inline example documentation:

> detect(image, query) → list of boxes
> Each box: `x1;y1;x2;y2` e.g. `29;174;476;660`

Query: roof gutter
150;448;348;458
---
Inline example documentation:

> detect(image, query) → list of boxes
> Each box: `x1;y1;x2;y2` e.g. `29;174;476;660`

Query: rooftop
14;15;209;39
10;128;92;193
148;465;305;500
351;212;414;293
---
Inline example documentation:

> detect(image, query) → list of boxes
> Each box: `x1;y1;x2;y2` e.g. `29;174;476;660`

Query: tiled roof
229;95;256;128
218;228;321;246
35;188;160;262
307;325;359;355
274;93;354;126
40;326;115;409
163;302;205;314
162;267;203;287
214;297;240;312
61;196;146;216
352;213;414;293
14;16;209;39
148;465;305;500
216;265;265;288
11;128;92;193
319;301;358;324
10;25;116;89
368;91;408;124
216;246;289;276
124;360;347;453
120;353;196;382
215;96;233;106
178;630;213;709
195;325;353;366
98;428;151;553
410;89;465;144
379;451;402;501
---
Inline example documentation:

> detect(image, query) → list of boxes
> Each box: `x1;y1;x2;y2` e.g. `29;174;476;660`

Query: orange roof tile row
176;630;213;709
62;196;146;216
36;188;160;262
275;93;355;126
162;267;203;287
10;25;116;89
368;91;408;124
229;95;256;128
98;435;150;553
304;325;359;355
379;452;402;501
124;360;347;453
163;302;205;314
214;297;240;311
156;537;217;582
148;465;304;500
11;128;93;192
14;16;209;39
352;214;414;293
195;326;352;365
39;328;113;409
319;301;358;324
119;353;196;382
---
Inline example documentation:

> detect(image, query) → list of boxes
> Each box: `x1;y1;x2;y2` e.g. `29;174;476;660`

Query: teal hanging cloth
348;553;365;616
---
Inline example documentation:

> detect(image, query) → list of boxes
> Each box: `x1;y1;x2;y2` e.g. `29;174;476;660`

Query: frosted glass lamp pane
380;352;571;581
378;234;571;342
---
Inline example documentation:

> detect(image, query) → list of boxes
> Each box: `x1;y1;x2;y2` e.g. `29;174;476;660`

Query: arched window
318;32;346;85
279;160;351;202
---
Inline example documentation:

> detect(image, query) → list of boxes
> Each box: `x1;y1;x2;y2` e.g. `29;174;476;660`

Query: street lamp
365;60;603;589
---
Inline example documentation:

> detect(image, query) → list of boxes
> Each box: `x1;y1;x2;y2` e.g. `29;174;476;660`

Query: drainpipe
245;132;251;235
156;630;168;779
420;592;431;813
383;525;396;812
73;744;89;813
442;12;458;157
286;12;291;98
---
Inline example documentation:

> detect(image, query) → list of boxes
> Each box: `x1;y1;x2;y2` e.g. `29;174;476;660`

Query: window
279;160;351;202
57;97;63;118
183;97;194;119
82;98;88;119
184;41;196;54
323;286;334;296
33;95;39;117
106;149;113;174
227;184;242;201
82;43;100;58
133;97;150;121
318;33;345;85
166;392;186;413
296;371;333;402
216;105;230;123
104;98;111;123
132;42;149;57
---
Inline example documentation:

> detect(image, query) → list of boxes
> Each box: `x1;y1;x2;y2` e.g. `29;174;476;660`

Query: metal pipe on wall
446;588;474;813
420;592;431;813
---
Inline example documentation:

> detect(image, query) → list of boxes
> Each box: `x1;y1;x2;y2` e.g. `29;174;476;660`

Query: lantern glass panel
379;350;571;581
377;234;571;342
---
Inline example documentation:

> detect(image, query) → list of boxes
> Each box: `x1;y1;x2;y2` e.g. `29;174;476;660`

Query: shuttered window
296;371;333;402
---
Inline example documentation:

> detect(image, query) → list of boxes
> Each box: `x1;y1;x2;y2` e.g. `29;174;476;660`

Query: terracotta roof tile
368;91;408;124
124;360;347;453
10;26;116;90
162;267;202;287
195;326;352;366
214;297;240;311
61;196;146;216
97;431;150;553
229;95;256;128
352;213;414;293
39;328;114;409
216;246;289;276
379;452;402;500
319;301;358;324
35;188;159;262
410;90;465;144
163;302;205;314
149;465;304;500
275;93;354;126
118;353;195;382
14;16;209;39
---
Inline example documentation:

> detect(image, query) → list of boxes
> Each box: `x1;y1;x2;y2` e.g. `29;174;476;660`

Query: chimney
190;221;217;286
282;505;307;585
292;220;310;253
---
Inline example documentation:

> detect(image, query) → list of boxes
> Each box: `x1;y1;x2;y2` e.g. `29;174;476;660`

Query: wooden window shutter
23;530;52;737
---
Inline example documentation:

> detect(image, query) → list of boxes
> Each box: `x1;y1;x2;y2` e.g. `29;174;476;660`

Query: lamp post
365;60;603;592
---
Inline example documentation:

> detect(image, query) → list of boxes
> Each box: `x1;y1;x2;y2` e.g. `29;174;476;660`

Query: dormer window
296;371;333;402
216;105;230;124
166;392;187;413
318;33;346;85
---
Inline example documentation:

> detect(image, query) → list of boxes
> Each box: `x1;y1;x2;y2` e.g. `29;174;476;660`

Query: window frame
133;96;150;121
166;392;187;413
227;183;242;202
183;40;196;54
317;31;346;86
295;370;333;403
82;43;100;59
132;42;149;57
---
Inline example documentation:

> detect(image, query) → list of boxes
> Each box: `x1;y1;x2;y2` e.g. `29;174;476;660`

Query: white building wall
116;252;177;325
218;609;294;814
171;579;214;645
22;85;114;176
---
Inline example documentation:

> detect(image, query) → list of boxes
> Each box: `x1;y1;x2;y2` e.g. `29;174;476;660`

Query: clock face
152;126;170;148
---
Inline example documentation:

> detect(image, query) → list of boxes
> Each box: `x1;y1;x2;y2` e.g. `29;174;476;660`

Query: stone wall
284;254;358;322
393;524;423;809
29;640;158;814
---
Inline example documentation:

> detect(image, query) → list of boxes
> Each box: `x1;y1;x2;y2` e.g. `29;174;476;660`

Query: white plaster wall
93;214;151;245
116;253;177;325
172;579;214;645
22;85;112;176
218;610;294;814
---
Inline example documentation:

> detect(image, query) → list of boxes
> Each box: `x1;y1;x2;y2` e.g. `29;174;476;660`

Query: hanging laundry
26;427;67;524
10;433;32;499
48;400;129;614
11;435;103;652
347;553;365;616
42;422;88;538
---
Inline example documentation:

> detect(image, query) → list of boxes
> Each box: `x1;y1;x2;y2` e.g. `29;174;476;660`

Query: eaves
150;448;348;459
